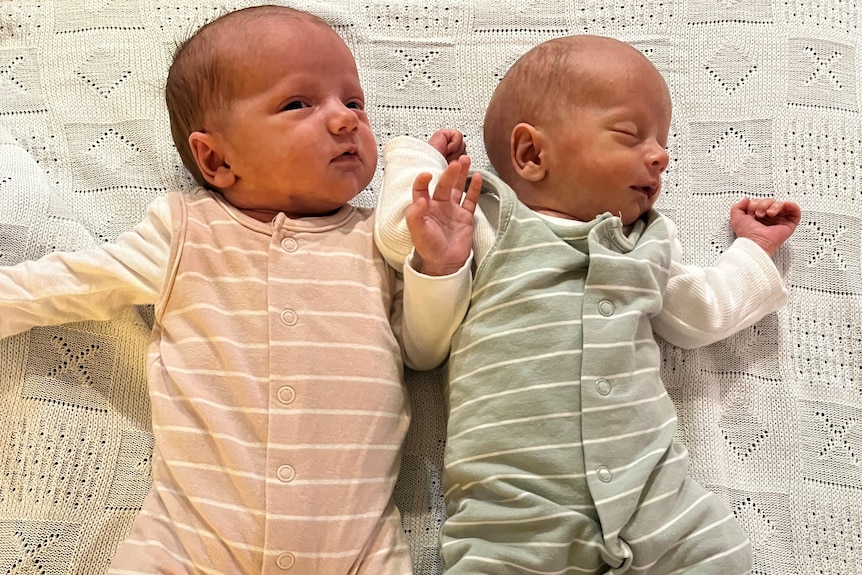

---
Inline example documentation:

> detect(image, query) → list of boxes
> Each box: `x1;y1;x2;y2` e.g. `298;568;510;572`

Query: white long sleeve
0;196;172;338
399;251;472;370
376;137;477;370
652;231;788;349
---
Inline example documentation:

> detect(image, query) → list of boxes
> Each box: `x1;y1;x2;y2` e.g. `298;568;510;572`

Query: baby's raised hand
730;197;802;257
427;129;467;163
406;156;482;276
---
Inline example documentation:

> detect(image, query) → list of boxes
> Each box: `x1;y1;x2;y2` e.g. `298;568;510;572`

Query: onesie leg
617;476;751;574
440;493;608;574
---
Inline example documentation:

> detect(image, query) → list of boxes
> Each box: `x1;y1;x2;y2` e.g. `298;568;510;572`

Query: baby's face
211;19;377;217
538;56;671;225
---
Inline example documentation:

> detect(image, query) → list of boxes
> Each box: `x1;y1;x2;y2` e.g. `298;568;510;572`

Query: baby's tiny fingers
766;202;783;216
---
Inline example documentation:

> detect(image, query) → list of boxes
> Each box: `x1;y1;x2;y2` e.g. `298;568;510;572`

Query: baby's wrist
741;235;777;258
409;249;469;277
418;260;464;277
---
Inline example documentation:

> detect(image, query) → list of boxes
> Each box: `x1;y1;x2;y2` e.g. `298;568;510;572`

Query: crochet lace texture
0;1;860;574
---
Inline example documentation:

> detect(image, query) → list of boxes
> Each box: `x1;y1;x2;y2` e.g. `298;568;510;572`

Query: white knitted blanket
0;1;859;574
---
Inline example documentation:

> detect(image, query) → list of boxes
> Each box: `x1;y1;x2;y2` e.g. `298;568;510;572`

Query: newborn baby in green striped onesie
376;35;801;574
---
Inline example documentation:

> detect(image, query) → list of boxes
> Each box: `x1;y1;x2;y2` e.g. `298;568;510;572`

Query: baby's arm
730;197;801;257
375;133;480;370
652;210;796;349
0;197;170;338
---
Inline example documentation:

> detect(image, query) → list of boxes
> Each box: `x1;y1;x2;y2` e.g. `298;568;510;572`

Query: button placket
272;230;300;573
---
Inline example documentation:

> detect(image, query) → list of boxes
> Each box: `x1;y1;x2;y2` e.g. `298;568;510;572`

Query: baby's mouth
333;147;359;162
632;184;657;198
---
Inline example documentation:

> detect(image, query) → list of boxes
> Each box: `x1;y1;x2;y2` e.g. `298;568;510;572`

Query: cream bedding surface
0;1;860;573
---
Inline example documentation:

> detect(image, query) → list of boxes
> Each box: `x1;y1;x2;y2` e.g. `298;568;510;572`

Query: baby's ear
188;132;236;189
511;123;547;182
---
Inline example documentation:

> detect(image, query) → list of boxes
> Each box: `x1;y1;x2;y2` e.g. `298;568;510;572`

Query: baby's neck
240;207;342;223
531;207;580;221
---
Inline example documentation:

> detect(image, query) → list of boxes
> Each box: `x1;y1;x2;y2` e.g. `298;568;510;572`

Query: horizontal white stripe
452;320;582;356
187;215;245;228
450;412;581;440
585;284;660;295
264;543;409;562
111;538;227;575
591;249;670;271
182;242;268;256
174;271;267;284
449;350;581;386
158;460;395;488
446;441;584;468
283;476;393;487
162;363;399;381
436;552;599;574
472;267;569;298
155;427;401;451
162;366;270;381
444;509;584;527
582;337;656;350
593;484;644;511
158;460;263;483
450;381;579;414
581;366;658;380
283;249;377;263
131;506;386;560
150;392;404;418
450;472;589;495
268;341;397;353
269;374;401;385
163;302;267;318
150;391;268;413
587;447;674;500
442;491;594;513
168;336;268;349
637;487;677;510
582;417;676;446
663;538;750;575
625;493;713;545
465;291;583;325
494;241;572;256
581;391;668;414
266;277;385;293
133;507;261;552
582;309;646;321
265;308;392;324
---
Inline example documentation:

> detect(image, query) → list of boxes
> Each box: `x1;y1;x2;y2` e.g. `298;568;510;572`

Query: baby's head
484;35;672;224
165;5;377;220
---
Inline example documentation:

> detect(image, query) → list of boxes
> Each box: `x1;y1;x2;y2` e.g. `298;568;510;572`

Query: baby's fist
730;197;801;257
428;129;466;163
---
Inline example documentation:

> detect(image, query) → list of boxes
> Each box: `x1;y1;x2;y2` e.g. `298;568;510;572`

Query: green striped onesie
441;178;751;574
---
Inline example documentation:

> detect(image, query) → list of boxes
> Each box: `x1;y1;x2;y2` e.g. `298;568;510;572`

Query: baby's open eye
346;101;363;110
283;101;306;111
